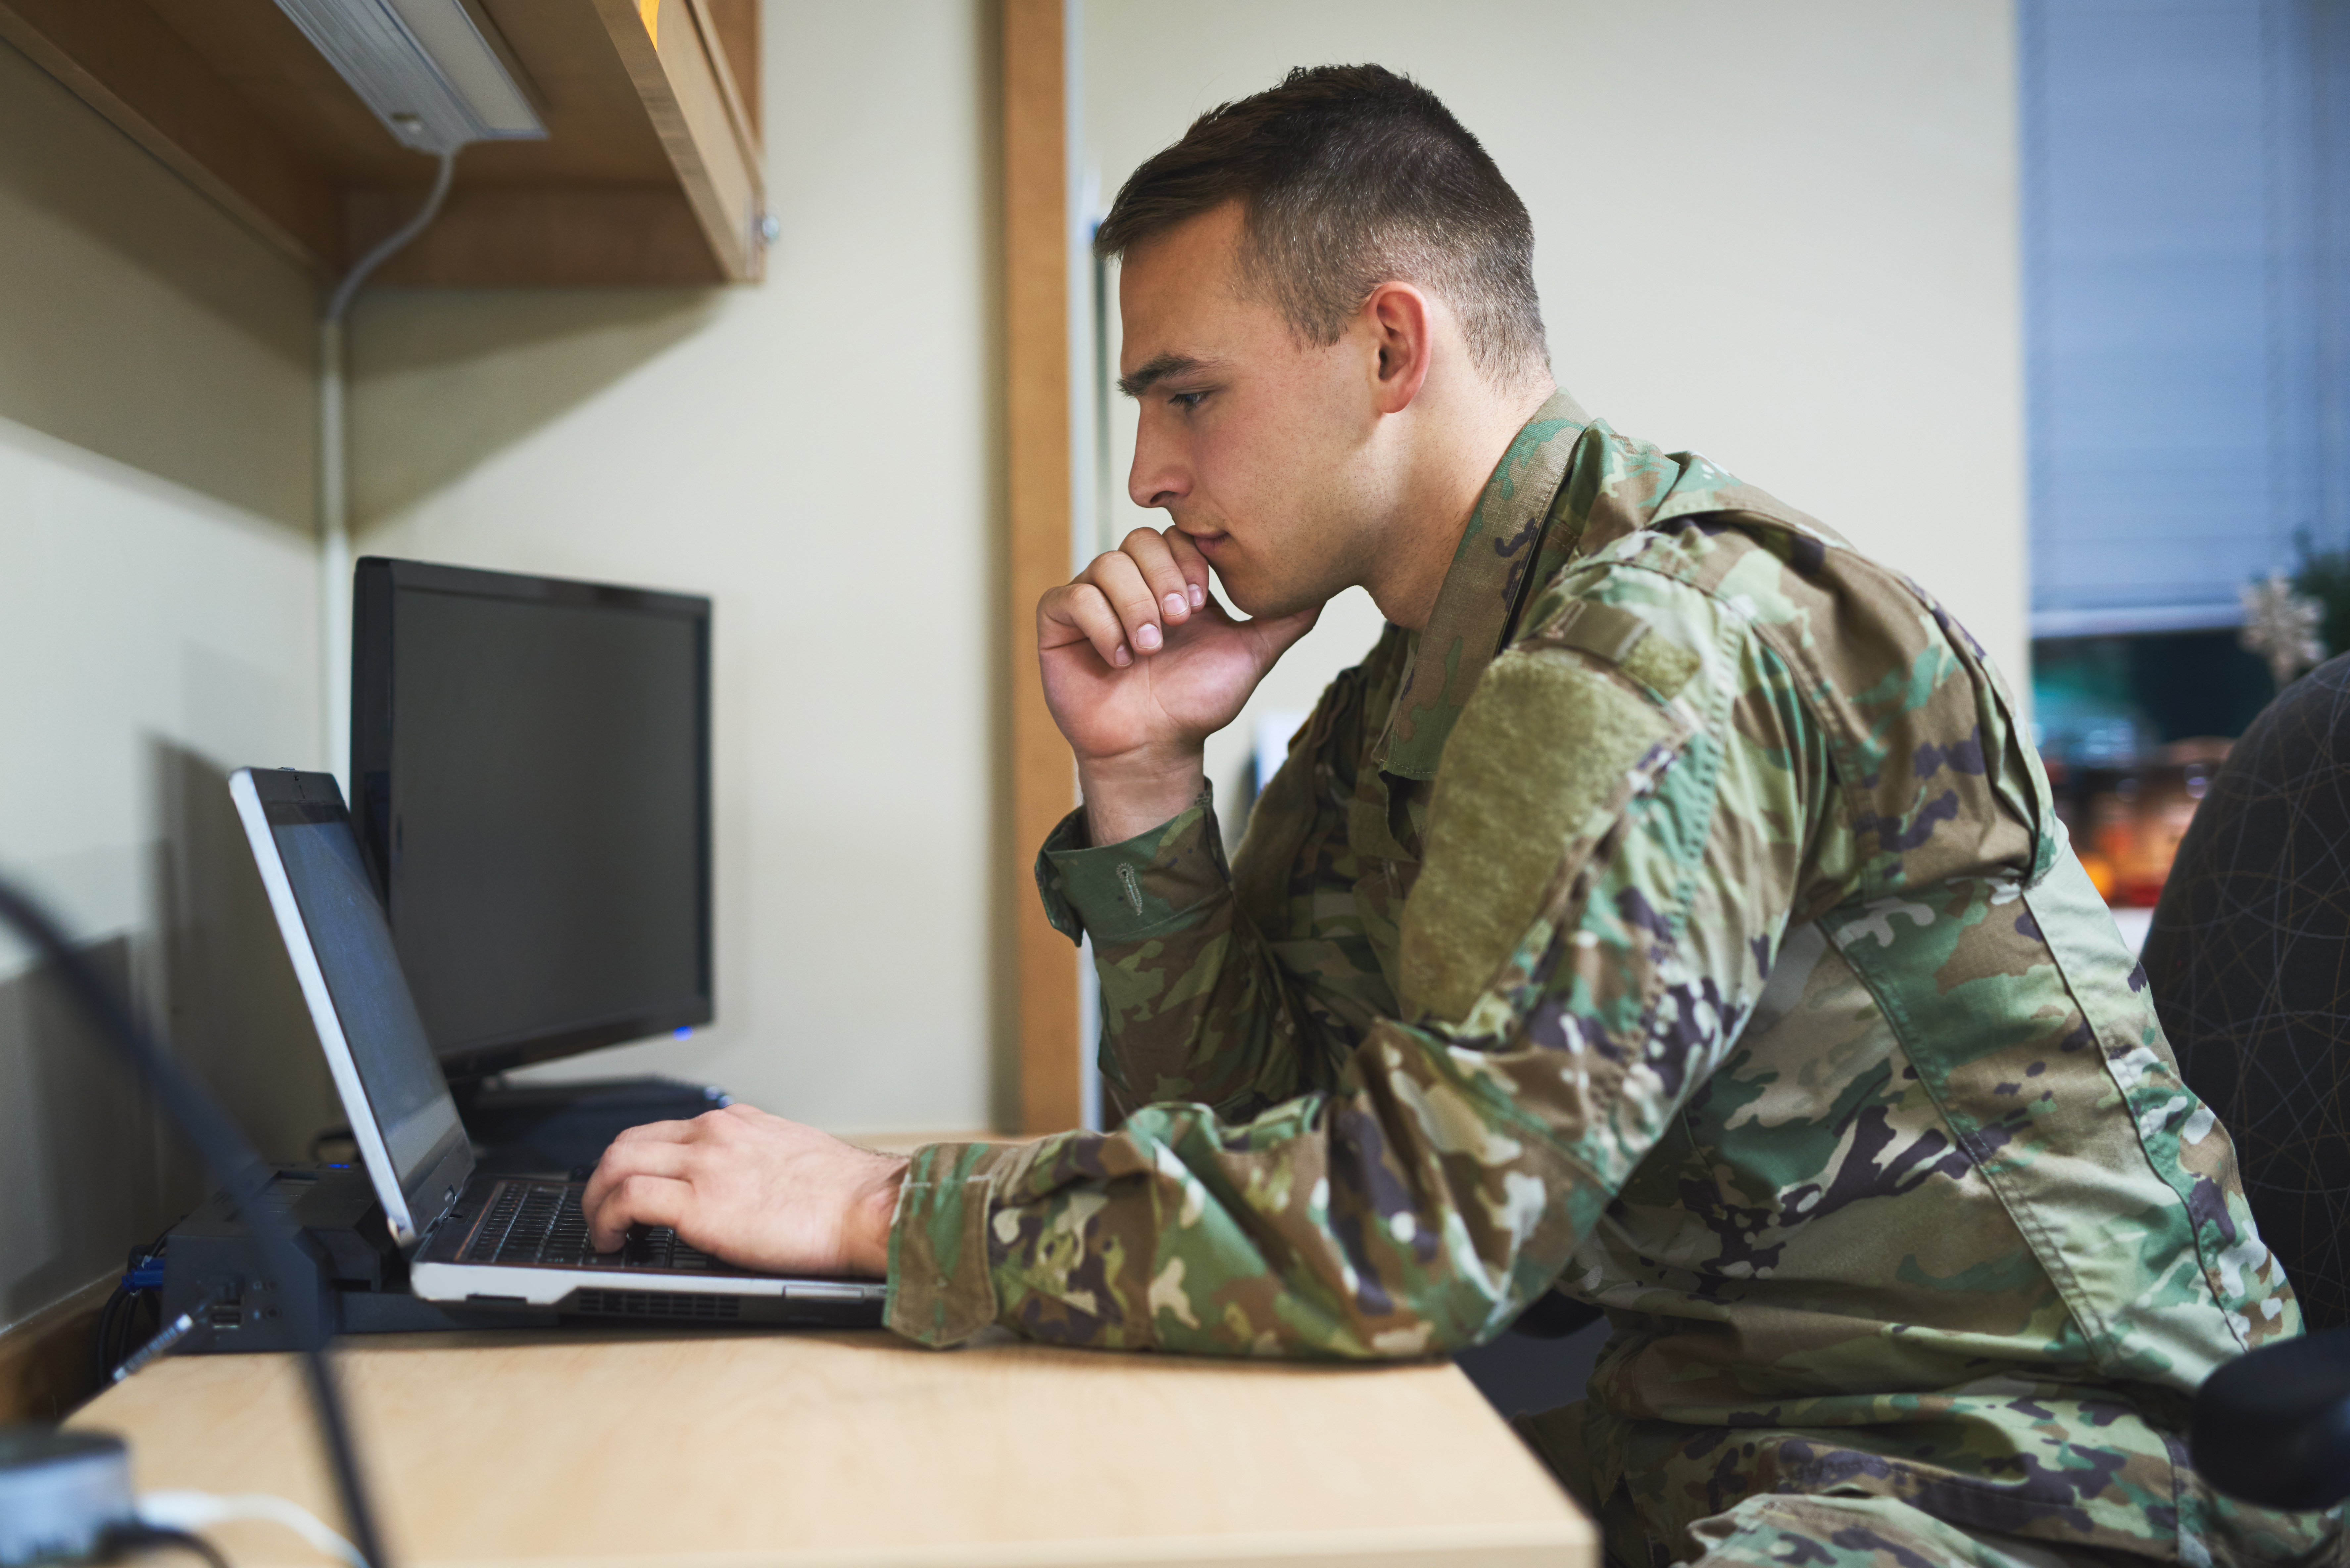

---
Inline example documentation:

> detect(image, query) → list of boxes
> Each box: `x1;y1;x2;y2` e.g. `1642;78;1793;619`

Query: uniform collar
1371;388;1591;781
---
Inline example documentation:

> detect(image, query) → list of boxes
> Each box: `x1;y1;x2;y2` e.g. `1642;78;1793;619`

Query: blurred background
2020;1;2350;941
1;0;2342;1363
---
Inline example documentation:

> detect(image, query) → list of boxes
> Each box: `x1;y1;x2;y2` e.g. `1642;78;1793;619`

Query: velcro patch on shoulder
1398;648;1677;1024
1540;599;1698;699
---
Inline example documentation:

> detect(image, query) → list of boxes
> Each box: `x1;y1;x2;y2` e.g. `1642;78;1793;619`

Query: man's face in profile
1117;203;1386;620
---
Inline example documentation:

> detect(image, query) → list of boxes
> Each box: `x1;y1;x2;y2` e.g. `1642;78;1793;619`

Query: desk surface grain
68;1328;1592;1568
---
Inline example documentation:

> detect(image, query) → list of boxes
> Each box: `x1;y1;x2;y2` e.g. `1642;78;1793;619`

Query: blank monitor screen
352;558;712;1078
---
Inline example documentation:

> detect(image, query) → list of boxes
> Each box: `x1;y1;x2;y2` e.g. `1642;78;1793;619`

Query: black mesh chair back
2144;652;2350;1332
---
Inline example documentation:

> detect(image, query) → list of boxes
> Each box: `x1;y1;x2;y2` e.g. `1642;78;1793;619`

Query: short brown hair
1096;65;1547;385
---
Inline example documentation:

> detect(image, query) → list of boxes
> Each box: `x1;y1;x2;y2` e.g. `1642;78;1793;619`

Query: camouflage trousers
1642;1493;2148;1568
1512;1405;2342;1568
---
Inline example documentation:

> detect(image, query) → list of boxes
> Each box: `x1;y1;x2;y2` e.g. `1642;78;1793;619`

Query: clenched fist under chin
1037;525;1319;844
580;1104;906;1278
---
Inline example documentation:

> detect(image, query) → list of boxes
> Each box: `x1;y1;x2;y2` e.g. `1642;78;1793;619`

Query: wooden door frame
1002;0;1081;1133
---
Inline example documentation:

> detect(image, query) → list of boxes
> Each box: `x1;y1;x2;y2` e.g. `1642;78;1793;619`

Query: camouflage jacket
886;393;2322;1564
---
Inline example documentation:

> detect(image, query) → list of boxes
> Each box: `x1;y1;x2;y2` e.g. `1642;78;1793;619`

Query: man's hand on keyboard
579;1105;906;1278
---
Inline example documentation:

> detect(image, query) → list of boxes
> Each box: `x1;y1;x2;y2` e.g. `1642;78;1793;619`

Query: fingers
582;1116;703;1214
1088;549;1167;655
1119;528;1205;632
612;1116;698;1147
1039;580;1136;667
584;1172;693;1252
1037;528;1212;670
581;1109;742;1249
1159;529;1210;610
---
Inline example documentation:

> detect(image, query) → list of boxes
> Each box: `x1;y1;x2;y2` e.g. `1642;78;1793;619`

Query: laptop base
160;1165;555;1353
159;1165;883;1355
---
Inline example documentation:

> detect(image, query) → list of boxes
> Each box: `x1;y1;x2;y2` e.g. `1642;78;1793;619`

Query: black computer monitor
350;557;712;1080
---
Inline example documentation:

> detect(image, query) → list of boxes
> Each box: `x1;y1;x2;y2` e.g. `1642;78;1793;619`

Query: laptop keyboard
456;1179;735;1273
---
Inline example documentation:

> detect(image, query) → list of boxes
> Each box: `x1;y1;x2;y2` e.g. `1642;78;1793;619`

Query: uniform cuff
1033;786;1228;946
885;1140;1026;1346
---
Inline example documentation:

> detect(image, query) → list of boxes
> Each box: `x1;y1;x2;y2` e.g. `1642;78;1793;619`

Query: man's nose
1128;418;1187;511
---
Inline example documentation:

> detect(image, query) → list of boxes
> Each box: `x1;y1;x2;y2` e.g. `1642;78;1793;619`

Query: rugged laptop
230;766;886;1327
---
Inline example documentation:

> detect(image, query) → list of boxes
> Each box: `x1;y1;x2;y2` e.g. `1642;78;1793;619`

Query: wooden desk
68;1329;1592;1568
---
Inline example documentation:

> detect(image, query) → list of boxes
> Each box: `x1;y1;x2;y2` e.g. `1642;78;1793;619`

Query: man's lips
1182;530;1227;557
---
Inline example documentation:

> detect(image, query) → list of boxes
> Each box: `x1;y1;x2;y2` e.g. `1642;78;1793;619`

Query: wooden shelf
0;0;765;286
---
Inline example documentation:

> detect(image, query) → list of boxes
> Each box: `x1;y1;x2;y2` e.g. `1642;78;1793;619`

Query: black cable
112;1301;201;1385
95;1280;130;1384
97;1523;233;1568
131;1288;161;1354
0;876;389;1568
115;1292;152;1377
102;1267;166;1381
115;1294;139;1375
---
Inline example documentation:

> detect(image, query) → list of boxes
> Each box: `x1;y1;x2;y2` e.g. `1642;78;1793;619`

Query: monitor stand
454;1075;731;1175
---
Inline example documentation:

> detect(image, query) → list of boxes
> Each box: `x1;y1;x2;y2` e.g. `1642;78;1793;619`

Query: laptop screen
235;770;469;1233
273;804;460;1176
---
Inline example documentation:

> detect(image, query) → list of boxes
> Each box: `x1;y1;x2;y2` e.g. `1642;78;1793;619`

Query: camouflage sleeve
1033;642;1398;1124
1031;789;1312;1121
889;561;1836;1354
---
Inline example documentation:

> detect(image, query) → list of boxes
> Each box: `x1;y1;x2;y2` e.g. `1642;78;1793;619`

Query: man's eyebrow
1117;353;1211;400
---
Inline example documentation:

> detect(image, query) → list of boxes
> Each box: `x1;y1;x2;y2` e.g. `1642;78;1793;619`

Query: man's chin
1217;572;1319;623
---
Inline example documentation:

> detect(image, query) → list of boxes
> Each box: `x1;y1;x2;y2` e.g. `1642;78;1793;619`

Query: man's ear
1364;281;1435;415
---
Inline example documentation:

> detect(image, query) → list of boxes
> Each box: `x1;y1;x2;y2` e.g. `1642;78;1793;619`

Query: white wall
1080;1;2030;812
350;1;1002;1134
0;38;332;1344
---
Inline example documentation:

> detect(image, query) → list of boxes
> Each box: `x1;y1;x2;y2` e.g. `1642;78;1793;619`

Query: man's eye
1169;390;1206;411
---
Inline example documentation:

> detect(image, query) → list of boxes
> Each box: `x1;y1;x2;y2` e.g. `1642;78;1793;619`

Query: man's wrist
1077;751;1206;845
849;1155;909;1279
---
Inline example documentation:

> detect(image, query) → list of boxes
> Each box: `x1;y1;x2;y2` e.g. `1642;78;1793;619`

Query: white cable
326;148;459;324
320;145;461;787
137;1490;367;1568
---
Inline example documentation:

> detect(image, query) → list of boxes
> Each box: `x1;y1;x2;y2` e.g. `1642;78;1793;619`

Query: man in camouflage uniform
584;66;2332;1567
